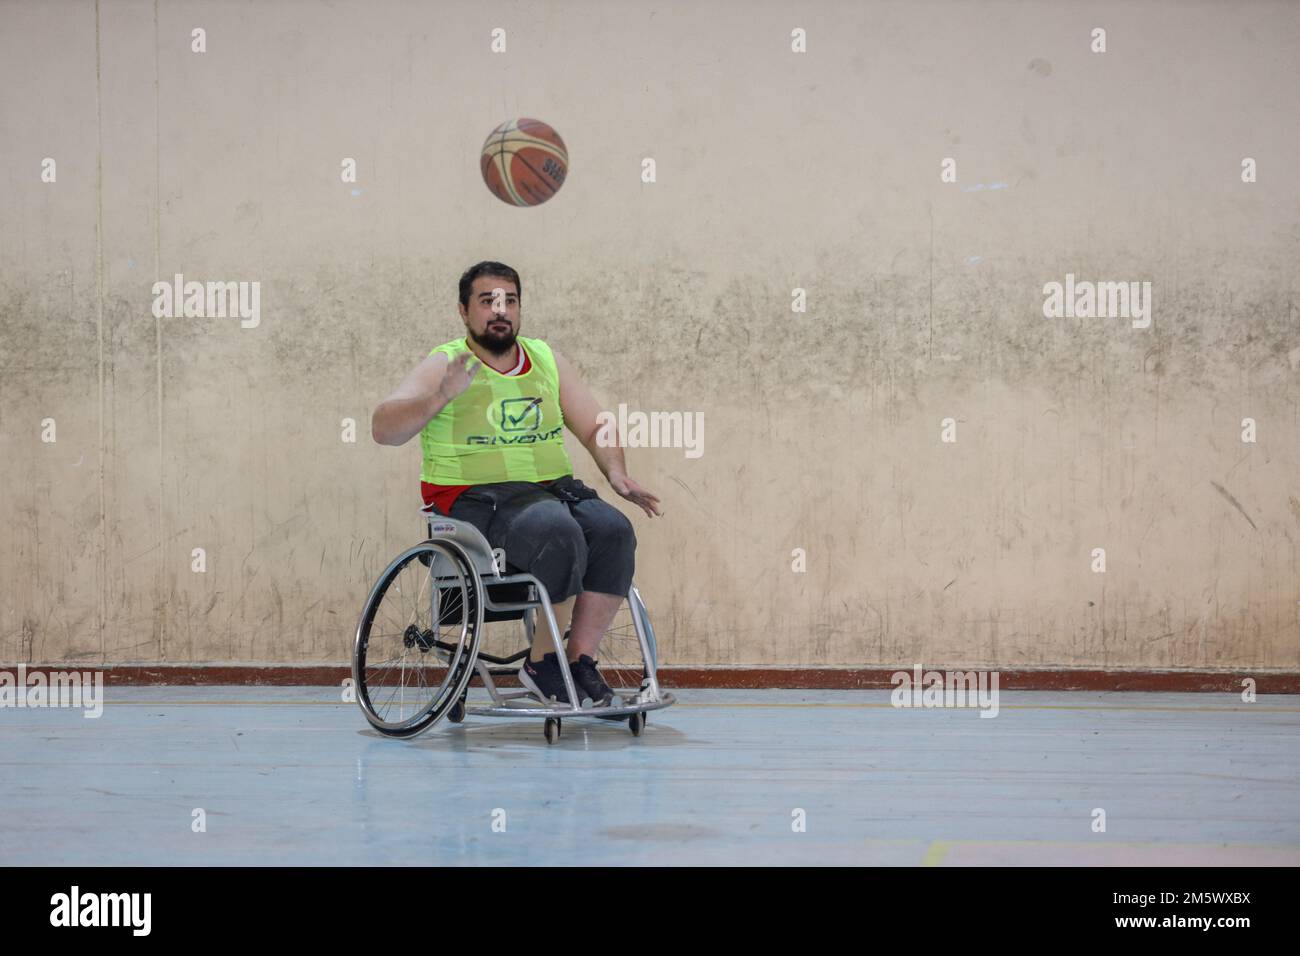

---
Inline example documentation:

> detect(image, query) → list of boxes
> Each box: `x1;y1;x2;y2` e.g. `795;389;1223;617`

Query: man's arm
553;348;626;481
554;348;662;517
372;352;452;446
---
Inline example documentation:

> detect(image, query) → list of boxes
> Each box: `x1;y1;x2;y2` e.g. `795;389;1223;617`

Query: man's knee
497;501;587;600
577;502;636;595
587;502;636;554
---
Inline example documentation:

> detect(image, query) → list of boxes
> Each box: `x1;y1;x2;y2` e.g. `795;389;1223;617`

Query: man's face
461;276;520;356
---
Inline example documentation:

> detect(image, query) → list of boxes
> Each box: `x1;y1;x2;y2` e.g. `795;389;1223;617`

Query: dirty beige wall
2;0;1297;670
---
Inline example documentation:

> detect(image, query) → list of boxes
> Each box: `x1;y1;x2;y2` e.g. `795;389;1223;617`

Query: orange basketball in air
480;118;569;206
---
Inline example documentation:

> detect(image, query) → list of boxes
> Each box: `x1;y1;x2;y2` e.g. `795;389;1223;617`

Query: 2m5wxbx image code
1114;892;1251;905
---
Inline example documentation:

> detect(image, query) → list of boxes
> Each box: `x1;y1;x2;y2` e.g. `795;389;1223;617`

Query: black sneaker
519;652;571;704
570;655;615;707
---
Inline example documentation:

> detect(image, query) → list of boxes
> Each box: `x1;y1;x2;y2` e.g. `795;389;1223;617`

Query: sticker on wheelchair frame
430;523;457;535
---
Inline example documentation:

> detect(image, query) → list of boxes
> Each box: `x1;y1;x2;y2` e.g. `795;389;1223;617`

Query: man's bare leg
531;595;574;662
567;590;623;661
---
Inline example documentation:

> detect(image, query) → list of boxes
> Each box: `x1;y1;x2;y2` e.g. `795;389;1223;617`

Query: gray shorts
441;475;636;602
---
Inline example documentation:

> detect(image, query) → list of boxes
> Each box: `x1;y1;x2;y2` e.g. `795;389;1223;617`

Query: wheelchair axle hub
403;625;437;653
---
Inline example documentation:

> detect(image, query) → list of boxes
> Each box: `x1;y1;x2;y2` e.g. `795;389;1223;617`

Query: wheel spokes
359;545;477;729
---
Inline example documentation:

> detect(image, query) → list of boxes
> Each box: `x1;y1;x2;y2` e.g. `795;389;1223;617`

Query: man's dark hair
458;261;522;308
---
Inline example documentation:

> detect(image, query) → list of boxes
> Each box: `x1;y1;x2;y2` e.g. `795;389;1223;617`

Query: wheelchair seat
421;505;498;574
420;505;535;623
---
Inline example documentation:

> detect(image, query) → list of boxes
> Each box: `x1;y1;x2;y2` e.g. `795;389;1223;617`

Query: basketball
480;117;569;206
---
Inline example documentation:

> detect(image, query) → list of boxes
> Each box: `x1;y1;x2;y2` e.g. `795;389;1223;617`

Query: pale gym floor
3;688;1298;866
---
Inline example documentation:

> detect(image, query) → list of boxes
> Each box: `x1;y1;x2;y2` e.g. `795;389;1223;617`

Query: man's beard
469;322;518;356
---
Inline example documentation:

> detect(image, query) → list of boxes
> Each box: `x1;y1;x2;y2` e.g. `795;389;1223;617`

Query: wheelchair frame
351;505;675;743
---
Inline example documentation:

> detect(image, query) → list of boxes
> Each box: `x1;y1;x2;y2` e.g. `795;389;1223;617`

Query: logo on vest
468;426;562;446
495;397;543;432
466;397;561;445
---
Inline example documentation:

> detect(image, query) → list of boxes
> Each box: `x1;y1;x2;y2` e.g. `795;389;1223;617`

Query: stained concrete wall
1;0;1297;669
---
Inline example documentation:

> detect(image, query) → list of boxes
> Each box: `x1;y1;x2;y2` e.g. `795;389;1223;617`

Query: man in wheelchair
371;261;662;707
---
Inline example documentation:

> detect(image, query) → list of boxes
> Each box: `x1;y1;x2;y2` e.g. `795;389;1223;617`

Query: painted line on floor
921;841;950;866
918;838;1300;866
76;700;1300;714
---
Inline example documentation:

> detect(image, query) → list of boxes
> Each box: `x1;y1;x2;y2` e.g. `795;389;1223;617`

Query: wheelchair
351;503;675;743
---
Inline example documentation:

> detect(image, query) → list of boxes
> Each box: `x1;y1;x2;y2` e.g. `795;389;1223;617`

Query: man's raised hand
438;351;481;401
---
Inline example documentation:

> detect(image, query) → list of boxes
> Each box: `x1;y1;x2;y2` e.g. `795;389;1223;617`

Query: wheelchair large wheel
353;540;483;738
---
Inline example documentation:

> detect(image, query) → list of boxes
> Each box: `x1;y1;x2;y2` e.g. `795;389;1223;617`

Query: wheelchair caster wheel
448;697;467;723
628;712;645;737
544;717;562;744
